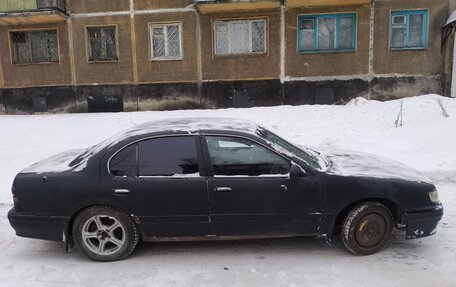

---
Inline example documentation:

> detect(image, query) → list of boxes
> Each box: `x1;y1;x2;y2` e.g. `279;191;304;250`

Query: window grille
11;30;58;64
150;23;182;60
214;19;267;56
87;26;118;62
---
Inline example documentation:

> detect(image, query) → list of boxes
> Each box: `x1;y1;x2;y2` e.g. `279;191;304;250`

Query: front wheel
73;206;139;261
342;202;393;255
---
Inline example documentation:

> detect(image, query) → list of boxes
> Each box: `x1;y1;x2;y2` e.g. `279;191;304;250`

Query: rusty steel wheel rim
355;213;387;248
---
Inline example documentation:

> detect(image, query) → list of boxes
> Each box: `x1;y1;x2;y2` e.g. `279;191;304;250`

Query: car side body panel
198;133;324;237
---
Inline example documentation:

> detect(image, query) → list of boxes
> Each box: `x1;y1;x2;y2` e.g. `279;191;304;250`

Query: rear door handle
113;189;130;194
214;187;232;192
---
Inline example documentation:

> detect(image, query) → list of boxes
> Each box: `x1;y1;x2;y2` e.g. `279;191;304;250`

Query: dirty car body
8;118;443;260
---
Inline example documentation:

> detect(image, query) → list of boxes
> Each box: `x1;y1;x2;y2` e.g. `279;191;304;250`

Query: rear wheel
342;202;393;255
73;206;139;261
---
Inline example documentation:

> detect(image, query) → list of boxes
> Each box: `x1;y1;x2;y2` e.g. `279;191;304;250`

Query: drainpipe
279;0;286;104
66;15;79;112
0;19;4;113
129;0;140;110
279;2;285;83
452;33;456;98
367;0;375;100
196;6;203;106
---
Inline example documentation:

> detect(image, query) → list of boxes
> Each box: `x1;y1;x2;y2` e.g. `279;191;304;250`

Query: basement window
10;30;58;65
86;26;118;62
297;13;357;53
390;10;428;50
150;23;182;60
213;19;267;56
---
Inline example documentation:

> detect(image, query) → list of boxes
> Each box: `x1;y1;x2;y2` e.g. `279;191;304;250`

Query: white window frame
213;19;267;56
149;22;183;61
392;15;406;25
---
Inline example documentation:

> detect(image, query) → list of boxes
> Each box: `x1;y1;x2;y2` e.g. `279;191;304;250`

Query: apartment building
0;0;453;113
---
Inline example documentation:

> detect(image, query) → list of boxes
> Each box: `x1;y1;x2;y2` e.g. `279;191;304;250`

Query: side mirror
290;162;306;178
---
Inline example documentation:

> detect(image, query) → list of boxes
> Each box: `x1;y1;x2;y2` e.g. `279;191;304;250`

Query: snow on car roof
134;117;259;134
77;117;260;168
24;118;259;174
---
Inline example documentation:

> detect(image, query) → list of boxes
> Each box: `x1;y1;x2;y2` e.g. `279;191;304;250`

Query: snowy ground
0;94;455;286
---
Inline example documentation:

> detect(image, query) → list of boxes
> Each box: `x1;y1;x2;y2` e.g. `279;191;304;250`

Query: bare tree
436;98;450;118
395;100;403;127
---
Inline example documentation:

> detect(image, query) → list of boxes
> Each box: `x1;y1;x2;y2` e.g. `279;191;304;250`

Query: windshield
257;127;325;170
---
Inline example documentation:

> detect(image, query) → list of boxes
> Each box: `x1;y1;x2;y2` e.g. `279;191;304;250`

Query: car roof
89;117;260;154
134;117;259;135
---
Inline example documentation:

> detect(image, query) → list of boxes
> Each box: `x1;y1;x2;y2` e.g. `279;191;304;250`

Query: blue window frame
390;10;428;50
297;13;357;53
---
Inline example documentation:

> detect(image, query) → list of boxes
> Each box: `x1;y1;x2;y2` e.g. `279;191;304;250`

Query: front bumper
8;207;70;242
405;204;443;239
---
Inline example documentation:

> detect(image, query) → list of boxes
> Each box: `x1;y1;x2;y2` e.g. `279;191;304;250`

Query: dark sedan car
8;118;443;261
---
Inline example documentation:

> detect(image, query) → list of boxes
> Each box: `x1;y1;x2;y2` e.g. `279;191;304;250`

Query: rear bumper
8;207;70;242
405;204;443;239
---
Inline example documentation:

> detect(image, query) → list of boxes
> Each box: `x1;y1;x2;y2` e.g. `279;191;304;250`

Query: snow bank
1;94;456;287
0;94;455;203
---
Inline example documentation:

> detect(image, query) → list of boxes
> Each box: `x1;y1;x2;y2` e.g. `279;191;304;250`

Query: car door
102;135;209;238
203;135;323;236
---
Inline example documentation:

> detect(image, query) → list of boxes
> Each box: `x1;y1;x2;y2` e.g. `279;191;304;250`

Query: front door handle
113;189;130;194
214;187;232;192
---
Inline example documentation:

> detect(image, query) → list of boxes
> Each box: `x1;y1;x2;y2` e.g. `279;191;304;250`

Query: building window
213;19;267;56
297;14;356;53
150;23;182;60
10;30;58;65
86;26;118;62
390;10;428;50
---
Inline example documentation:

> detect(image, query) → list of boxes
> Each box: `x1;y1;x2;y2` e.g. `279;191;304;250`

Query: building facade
0;0;452;114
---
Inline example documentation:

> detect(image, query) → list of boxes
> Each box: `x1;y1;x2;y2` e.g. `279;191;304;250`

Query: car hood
21;149;87;174
322;148;432;184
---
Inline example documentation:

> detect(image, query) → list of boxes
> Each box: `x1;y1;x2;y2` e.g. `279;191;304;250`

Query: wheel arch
64;203;143;251
328;197;405;238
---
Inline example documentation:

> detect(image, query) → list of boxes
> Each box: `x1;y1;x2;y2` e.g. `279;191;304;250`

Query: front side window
150;23;182;60
298;13;356;53
214;19;267;56
10;30;58;64
206;136;290;176
138;137;199;176
390;10;428;50
86;26;118;62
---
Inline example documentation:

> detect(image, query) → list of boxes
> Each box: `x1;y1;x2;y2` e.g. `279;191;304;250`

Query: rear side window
206;136;290;176
138;137;199;176
110;144;137;177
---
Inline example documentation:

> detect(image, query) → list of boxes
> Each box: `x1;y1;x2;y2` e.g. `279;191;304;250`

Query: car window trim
201;133;294;179
107;134;205;179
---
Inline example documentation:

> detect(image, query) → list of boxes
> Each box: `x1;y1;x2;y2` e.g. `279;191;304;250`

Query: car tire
73;206;139;261
342;202;393;255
